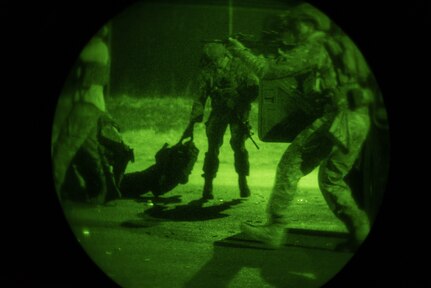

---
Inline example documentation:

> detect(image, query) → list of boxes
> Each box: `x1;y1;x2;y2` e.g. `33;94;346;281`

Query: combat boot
202;176;214;200
238;175;250;198
240;222;286;249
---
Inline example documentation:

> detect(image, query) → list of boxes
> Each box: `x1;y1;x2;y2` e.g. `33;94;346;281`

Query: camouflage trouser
98;114;134;193
52;102;107;203
268;109;370;238
203;109;249;178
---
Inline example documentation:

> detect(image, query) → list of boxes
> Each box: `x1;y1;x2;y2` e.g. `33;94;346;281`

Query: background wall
108;1;290;97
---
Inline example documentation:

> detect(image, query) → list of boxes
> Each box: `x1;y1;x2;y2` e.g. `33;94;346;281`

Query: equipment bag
152;138;199;195
121;137;199;198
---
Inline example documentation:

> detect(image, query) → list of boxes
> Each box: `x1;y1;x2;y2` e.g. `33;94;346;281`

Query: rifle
235;114;260;150
245;123;260;150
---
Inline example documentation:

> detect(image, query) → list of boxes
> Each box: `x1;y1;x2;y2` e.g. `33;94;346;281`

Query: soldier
227;3;375;250
186;42;259;200
52;25;132;203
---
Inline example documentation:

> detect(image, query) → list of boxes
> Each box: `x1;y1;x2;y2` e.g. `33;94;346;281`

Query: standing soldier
227;3;375;250
186;42;259;200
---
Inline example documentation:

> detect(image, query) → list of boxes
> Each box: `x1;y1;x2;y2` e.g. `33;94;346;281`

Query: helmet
262;3;331;35
202;42;228;62
261;12;291;40
288;3;331;32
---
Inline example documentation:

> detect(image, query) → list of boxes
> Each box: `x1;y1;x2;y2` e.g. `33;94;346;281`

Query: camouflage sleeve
231;38;327;80
265;41;327;79
232;58;260;101
229;47;268;78
190;72;209;123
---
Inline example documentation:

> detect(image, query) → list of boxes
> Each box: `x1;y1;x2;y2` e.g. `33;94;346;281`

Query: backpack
152;139;199;195
120;139;199;198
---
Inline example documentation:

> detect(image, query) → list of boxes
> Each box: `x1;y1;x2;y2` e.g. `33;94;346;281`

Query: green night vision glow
51;1;389;287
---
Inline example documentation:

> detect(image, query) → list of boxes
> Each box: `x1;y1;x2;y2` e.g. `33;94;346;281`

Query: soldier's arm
265;42;323;78
181;74;209;140
228;37;324;79
228;44;268;79
189;73;209;123
233;58;260;103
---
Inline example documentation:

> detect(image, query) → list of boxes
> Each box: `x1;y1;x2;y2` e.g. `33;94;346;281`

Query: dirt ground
62;159;353;288
57;98;360;287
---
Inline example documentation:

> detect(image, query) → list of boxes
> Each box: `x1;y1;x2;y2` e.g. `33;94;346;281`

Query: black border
15;0;427;286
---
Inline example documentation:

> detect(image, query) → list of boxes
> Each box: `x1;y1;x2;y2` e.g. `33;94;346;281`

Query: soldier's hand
181;122;194;140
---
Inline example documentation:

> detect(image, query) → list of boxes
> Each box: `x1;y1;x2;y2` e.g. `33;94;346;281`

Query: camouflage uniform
52;31;116;203
53;104;109;203
229;6;373;248
190;43;259;199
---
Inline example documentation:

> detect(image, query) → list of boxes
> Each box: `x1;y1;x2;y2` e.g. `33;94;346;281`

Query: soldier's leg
78;134;108;204
229;118;250;197
202;112;229;199
100;149;122;202
52;104;101;200
98;112;134;190
61;163;87;201
268;126;333;225
319;111;371;248
53;134;85;200
99;139;133;199
241;122;332;248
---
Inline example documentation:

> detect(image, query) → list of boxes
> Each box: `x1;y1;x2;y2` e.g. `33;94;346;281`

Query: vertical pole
228;0;233;36
106;21;113;99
